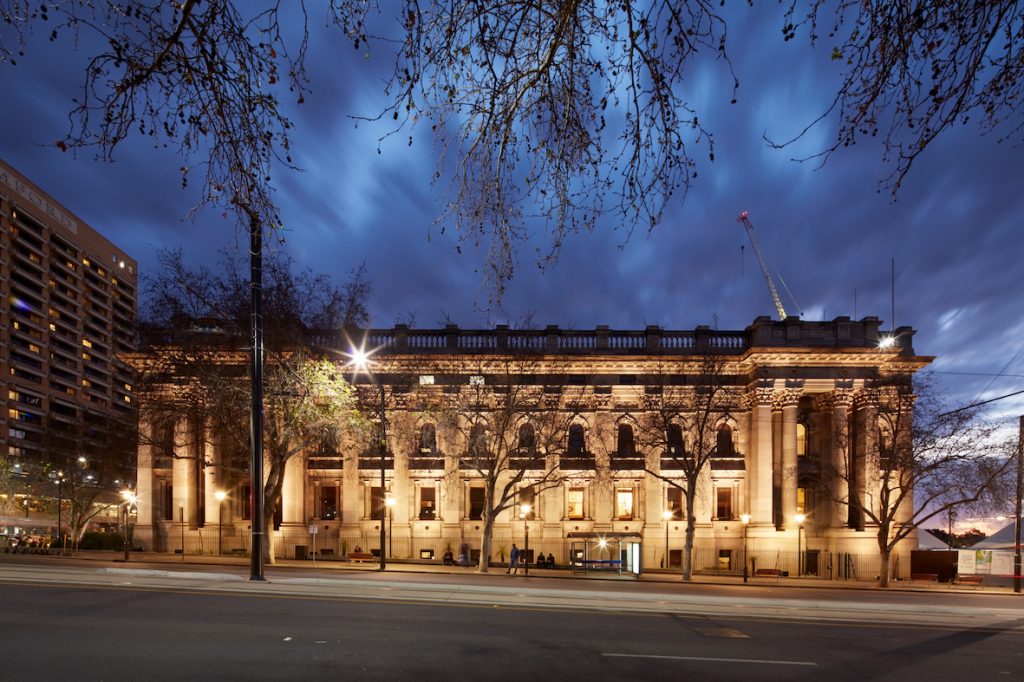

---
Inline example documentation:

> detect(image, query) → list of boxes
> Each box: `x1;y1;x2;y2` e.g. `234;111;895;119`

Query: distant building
132;317;931;577
1;159;137;501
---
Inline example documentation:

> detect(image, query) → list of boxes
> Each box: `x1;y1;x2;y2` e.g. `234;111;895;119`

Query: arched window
419;423;437;453
716;423;734;457
517;423;536;453
567;423;585;455
667;424;685;457
617;423;635;456
796;423;807;458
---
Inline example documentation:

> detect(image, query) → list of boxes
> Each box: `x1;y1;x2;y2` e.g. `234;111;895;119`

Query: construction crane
737;210;787;320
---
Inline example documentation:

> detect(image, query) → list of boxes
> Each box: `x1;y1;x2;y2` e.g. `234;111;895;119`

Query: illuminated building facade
133;316;929;577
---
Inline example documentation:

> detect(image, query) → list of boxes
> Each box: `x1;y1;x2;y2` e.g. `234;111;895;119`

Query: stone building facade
131;316;930;577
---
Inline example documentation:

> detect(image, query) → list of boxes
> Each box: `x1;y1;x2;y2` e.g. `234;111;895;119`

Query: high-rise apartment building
1;159;137;482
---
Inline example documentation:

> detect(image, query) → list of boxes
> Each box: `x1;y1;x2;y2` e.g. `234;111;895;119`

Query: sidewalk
16;548;1019;595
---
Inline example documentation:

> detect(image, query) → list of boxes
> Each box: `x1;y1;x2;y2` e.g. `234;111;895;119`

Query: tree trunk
478;511;496;573
878;547;892;588
683;484;697;581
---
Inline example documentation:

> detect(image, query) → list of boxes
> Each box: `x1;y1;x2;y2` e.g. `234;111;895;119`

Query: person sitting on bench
442;549;454;566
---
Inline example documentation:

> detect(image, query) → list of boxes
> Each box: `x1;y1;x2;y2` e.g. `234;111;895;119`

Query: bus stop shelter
566;531;643;576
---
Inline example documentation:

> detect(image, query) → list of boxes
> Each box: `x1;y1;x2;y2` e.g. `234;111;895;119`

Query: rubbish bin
294;545;308;560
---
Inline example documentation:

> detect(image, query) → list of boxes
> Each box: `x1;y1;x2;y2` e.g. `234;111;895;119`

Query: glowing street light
349;344;388;572
662;509;673;571
120;489;137;562
520;503;532;575
385;495;396;559
741;513;751;583
214;490;228;556
794;513;807;577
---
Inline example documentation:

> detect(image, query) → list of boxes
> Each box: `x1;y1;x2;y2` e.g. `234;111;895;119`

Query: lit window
715;488;733;520
123;395;132;404
469;375;484;386
49;323;56;332
82;339;93;348
418;375;435;386
82;379;91;387
83;258;90;266
615;489;634;520
797;487;806;515
796;423;807;457
567;488;584;519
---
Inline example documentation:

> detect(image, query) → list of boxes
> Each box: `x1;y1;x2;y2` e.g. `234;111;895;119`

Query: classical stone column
829;390;854;528
778;390;801;530
748;385;775;525
281;451;305;524
893;394;916;525
855;390;880;530
202;421;219;526
134;416;155;547
171;417;192;528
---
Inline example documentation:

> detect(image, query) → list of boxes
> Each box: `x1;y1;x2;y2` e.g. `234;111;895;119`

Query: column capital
855;388;880;410
773;388;802;410
819;389;855;410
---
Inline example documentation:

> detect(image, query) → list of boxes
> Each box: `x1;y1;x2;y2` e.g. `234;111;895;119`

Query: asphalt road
1;580;1021;681
1;554;1023;681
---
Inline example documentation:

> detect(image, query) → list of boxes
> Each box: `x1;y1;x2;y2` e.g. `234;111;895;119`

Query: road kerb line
603;653;817;666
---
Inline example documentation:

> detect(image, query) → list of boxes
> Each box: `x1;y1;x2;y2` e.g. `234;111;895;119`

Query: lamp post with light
349;347;388;571
55;470;64;554
662;509;672;570
120;489;137;562
214;491;228;555
520;503;531;576
794;513;806;577
741;514;751;583
386;494;396;558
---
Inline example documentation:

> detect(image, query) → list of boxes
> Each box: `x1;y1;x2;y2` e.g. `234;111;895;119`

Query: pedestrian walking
507;543;520;574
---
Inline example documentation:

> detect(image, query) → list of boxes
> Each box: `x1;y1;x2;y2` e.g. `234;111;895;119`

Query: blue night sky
2;4;1022;423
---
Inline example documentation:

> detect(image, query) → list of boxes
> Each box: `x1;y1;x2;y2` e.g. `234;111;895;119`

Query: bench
575;559;622;572
347;552;375;563
753;568;784;578
910;573;939;585
953;575;983;588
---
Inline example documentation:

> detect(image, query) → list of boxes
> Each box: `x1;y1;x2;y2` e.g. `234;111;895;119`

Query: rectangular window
419;487;436;520
469;375;484;386
319;485;339;520
468;487;485;520
615;489;634;520
418;375;435;386
240;484;252;520
370;486;385;521
519;488;536;520
666;488;683;520
162;482;174;521
796;487;806;515
567;488;584;520
715;488;733;520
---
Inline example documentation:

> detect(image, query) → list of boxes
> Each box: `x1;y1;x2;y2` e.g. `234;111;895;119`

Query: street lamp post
741;514;751;583
56;471;64;554
350;347;388;572
215;491;227;556
386;494;396;559
662;509;672;570
521;503;531;576
795;513;806;577
120;490;136;562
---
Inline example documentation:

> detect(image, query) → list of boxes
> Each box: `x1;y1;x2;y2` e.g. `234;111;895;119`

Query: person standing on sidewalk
507;544;520;574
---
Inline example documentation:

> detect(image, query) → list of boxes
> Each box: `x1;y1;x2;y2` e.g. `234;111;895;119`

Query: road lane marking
695;626;749;638
603;653;816;666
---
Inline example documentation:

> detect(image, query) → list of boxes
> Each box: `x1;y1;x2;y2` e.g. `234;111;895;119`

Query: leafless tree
134;249;369;563
637;354;732;581
773;1;1024;194
2;3;1017;296
821;375;1011;587
419;355;576;572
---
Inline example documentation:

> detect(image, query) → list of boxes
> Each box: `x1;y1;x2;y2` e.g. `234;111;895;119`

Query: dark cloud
2;4;1021;418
